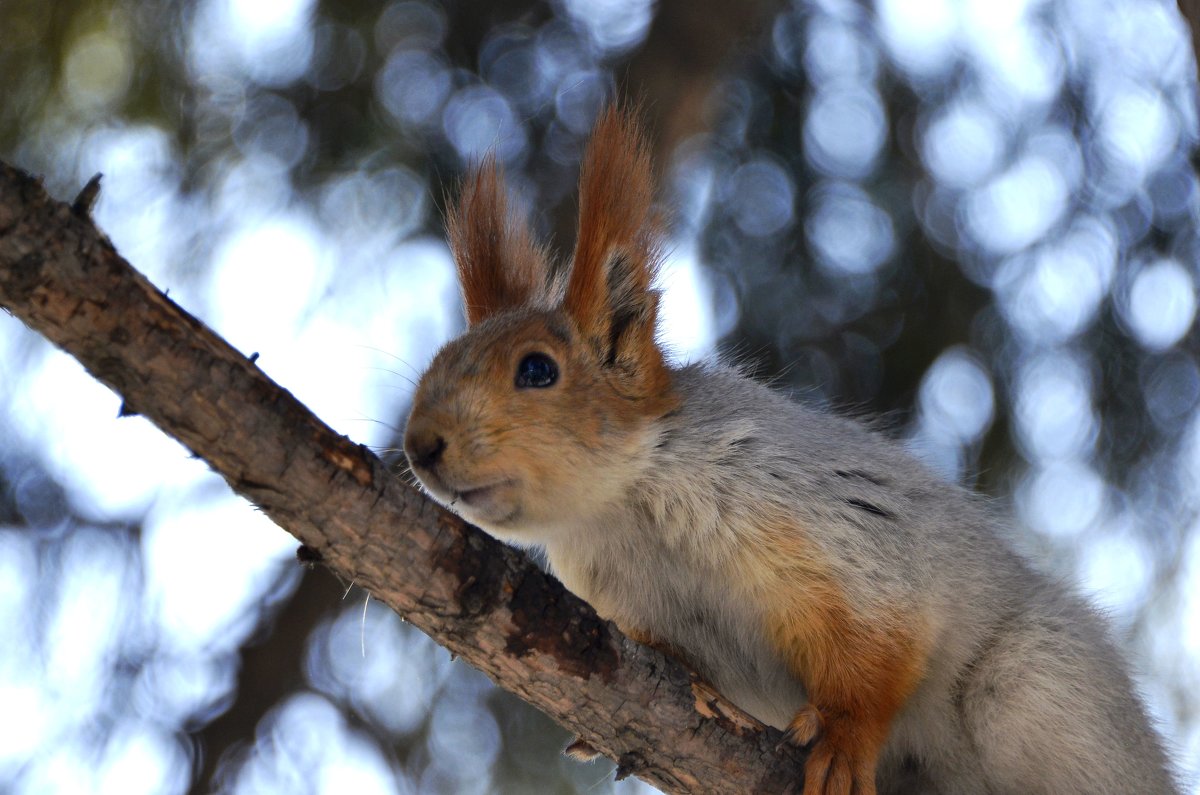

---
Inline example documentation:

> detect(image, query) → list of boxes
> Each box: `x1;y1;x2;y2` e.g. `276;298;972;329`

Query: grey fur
537;364;1178;795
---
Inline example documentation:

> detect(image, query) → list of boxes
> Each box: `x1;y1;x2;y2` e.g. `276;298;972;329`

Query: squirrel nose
405;426;447;470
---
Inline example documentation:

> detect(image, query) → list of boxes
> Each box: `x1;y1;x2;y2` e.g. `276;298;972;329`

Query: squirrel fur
403;107;1177;795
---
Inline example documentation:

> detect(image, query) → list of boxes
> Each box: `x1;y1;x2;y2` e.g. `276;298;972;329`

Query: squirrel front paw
802;739;875;795
801;725;878;795
784;709;878;795
781;703;824;748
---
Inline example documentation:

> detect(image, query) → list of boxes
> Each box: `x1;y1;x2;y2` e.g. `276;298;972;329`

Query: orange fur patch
447;157;550;325
753;518;929;795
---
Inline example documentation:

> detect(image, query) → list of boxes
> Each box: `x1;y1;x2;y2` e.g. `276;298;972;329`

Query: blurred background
2;0;1199;792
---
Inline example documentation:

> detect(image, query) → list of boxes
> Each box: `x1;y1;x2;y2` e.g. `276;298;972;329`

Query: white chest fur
545;519;806;731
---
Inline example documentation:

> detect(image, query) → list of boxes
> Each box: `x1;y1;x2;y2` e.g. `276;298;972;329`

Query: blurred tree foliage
2;0;1199;792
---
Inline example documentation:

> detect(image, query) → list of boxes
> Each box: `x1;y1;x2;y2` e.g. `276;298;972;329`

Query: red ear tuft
562;106;674;413
564;107;659;332
447;157;550;326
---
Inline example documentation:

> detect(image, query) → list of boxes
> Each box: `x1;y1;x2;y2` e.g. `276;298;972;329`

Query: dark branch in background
192;567;347;793
0;162;807;793
1179;0;1200;79
1179;0;1200;173
622;0;783;163
502;0;786;256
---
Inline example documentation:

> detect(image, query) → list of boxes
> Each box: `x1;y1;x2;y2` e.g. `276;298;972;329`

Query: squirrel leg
782;703;823;747
753;518;929;795
768;587;927;795
793;706;884;795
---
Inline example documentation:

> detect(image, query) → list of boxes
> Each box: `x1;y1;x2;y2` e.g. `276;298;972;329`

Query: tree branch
0;161;805;793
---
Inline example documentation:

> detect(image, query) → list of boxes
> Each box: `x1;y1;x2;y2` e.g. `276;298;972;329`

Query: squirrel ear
447;157;551;326
564;107;673;408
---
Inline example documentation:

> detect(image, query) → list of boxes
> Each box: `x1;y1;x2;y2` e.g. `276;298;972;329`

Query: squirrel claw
780;704;824;751
798;716;878;795
564;738;601;762
802;740;873;795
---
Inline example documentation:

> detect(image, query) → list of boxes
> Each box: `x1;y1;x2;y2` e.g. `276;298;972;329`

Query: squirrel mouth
453;480;514;508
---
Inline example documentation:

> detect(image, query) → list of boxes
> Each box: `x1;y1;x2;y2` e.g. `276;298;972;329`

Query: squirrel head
403;107;678;540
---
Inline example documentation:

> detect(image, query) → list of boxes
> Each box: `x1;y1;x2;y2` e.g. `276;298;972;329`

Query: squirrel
402;107;1178;795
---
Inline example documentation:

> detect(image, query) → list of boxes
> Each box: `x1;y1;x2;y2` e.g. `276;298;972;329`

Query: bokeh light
1124;258;1198;351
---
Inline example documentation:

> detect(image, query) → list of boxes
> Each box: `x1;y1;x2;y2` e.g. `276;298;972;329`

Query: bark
0;162;806;792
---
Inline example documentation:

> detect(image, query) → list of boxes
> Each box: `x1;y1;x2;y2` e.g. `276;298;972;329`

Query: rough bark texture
0;162;808;793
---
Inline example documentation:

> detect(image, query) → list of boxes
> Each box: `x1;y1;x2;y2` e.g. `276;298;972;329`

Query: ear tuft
565;107;660;329
563;106;674;411
447;157;550;326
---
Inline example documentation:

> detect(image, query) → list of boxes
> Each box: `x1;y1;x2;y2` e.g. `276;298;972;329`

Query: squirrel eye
515;352;558;389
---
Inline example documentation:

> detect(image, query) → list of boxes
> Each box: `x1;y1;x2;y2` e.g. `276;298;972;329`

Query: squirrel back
403;107;1178;794
552;361;1177;793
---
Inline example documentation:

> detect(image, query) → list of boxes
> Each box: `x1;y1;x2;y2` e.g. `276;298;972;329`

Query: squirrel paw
563;738;601;762
800;728;877;795
780;704;824;749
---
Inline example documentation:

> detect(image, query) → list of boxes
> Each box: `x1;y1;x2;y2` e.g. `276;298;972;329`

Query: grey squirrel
403;107;1178;794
